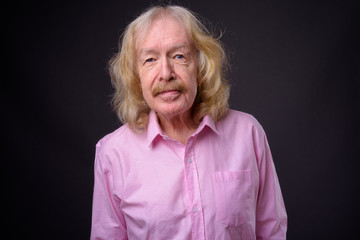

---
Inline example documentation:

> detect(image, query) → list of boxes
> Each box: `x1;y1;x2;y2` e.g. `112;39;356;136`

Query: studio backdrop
6;0;359;239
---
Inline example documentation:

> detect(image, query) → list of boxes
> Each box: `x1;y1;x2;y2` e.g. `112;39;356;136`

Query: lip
157;90;181;101
159;90;180;95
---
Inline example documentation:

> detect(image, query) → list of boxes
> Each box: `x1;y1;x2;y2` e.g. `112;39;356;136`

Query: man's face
136;16;198;120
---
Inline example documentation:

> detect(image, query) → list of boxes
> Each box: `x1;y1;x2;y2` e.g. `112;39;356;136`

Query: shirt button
193;205;199;213
187;158;192;164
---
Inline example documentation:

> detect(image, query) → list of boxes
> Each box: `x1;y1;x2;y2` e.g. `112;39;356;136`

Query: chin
155;105;191;118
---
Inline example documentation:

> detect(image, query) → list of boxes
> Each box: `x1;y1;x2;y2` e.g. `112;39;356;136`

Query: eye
174;54;185;60
145;58;155;63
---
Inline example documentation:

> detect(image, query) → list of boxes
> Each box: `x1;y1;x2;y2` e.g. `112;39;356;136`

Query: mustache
152;80;186;96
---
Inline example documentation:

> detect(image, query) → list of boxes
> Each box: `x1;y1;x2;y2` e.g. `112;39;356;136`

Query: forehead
136;15;191;52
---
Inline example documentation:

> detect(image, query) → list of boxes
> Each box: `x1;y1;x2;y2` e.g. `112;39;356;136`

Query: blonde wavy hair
109;5;230;132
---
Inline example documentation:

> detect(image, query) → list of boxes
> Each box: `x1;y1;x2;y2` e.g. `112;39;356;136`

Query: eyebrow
138;43;191;56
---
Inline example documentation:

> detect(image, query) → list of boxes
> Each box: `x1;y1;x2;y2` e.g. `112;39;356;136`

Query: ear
138;79;143;95
197;75;203;86
195;50;205;87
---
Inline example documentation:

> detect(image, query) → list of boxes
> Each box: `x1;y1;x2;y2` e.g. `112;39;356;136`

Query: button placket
184;137;205;239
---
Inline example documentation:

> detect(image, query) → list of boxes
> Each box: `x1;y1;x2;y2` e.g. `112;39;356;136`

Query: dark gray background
6;0;359;239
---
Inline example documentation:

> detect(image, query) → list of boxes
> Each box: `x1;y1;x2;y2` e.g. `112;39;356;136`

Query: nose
160;58;174;81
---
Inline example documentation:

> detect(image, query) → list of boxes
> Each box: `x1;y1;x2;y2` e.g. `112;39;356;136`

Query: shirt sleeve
255;130;288;240
90;145;128;240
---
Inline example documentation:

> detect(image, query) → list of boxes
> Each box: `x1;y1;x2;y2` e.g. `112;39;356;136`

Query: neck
157;111;198;145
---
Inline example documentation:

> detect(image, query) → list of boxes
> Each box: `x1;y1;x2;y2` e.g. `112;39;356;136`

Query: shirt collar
146;110;165;147
146;110;219;147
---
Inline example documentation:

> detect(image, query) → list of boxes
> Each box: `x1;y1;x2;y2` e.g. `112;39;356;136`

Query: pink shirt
90;109;287;240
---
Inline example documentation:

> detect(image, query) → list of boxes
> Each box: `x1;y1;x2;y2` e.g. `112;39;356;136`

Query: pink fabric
90;109;287;239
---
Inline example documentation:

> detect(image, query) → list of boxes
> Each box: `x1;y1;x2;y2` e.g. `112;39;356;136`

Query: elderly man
90;5;287;240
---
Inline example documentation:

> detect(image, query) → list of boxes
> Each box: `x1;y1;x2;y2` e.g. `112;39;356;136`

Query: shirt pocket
213;170;252;226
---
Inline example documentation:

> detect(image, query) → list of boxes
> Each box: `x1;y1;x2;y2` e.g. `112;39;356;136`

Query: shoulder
95;124;144;155
97;124;127;146
214;109;267;142
215;109;269;157
220;109;263;131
